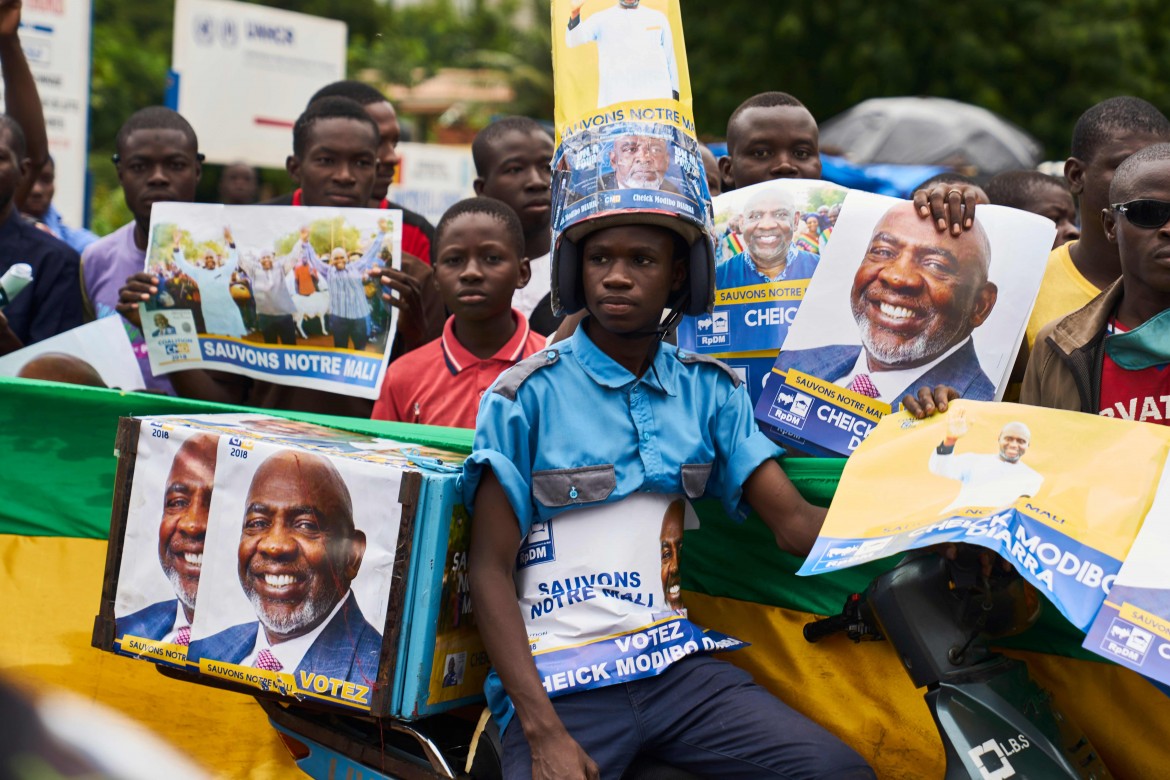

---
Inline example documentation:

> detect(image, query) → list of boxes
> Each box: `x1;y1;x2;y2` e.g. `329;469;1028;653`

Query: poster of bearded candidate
755;190;1055;457
677;179;847;360
140;202;403;399
186;438;404;711
111;420;221;666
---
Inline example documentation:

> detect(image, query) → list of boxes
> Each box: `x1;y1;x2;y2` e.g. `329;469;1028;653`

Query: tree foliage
683;0;1170;159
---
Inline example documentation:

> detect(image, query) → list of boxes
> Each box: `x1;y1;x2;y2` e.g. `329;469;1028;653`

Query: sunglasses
1112;199;1170;230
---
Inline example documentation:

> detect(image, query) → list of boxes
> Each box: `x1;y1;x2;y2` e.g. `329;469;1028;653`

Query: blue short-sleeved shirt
713;247;819;290
462;323;783;732
463;323;782;536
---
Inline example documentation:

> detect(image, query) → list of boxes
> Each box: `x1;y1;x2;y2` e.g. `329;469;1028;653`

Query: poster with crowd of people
800;401;1162;631
139;203;403;399
111;415;409;711
754;191;1055;456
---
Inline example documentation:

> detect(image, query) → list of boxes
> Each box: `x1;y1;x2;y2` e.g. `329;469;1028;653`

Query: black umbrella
821;97;1042;176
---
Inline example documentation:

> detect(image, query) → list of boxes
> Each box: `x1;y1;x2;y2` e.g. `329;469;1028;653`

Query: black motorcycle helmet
551;209;715;318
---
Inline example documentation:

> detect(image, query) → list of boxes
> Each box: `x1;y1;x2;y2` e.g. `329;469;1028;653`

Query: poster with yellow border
799;400;1167;630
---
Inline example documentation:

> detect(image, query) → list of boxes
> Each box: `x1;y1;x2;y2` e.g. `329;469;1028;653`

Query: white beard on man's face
617;169;665;190
852;305;969;369
165;565;198;611
245;582;339;638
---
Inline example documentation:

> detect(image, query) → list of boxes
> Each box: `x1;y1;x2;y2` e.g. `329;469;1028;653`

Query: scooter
804;546;1113;780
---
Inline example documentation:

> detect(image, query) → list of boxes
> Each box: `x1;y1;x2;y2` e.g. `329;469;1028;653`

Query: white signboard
387;142;475;225
0;0;93;228
170;0;346;168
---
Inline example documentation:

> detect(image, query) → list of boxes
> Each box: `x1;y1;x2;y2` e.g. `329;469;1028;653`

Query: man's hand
912;183;979;237
299;226;310;242
0;309;23;356
116;273;159;329
378;266;427;348
569;0;587;17
902;385;960;420
172;231;183;250
377;217;389;233
529;728;600;780
0;0;22;38
223;226;234;245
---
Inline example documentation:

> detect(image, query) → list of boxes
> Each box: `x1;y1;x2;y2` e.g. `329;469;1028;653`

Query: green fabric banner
0;377;1090;660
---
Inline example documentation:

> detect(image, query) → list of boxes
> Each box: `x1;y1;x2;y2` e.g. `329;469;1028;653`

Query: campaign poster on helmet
112;420;223;667
552;121;711;237
754;191;1054;457
515;493;745;699
800;400;1164;630
1084;465;1170;684
551;0;693;141
186;437;402;711
677;179;848;358
139;203;403;399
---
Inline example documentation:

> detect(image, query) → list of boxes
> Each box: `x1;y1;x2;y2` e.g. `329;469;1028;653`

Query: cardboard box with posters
92;414;486;719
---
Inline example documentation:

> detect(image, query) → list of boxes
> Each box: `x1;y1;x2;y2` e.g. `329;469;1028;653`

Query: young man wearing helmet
463;203;881;779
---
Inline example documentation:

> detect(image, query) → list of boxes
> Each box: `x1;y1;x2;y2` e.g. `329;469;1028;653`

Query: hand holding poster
800;400;1165;630
756;193;1055;456
140;203;403;399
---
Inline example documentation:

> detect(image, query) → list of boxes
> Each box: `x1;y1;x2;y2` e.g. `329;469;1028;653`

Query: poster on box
427;505;490;705
113;421;221;667
186;436;403;711
140;203;403;399
1084;465;1170;684
144;413;464;468
755;192;1054;456
677;180;847;357
799;401;1163;630
517;493;745;697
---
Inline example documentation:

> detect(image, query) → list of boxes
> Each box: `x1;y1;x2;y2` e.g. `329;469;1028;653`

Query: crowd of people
5;0;1170;774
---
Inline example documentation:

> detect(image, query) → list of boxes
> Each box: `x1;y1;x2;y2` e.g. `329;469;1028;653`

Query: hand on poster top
172;230;183;250
0;0;21;38
378;217;391;234
944;409;970;444
913;183;981;237
299;226;310;242
569;0;587;17
900;385;961;421
223;226;234;245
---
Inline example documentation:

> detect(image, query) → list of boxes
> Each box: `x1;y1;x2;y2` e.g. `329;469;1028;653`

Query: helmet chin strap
590;293;690;383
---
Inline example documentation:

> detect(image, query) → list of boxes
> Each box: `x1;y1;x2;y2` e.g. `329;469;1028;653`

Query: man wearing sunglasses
1023;143;1170;423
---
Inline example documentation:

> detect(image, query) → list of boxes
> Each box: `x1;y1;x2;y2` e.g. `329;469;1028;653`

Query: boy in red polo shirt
372;198;546;427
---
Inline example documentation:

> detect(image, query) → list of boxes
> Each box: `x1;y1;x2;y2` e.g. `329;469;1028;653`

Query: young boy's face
1068;129;1169;242
474;129;555;237
1104;158;1170;297
116;128;201;225
721;105;821;189
434;212;530;321
580;224;685;335
1032;184;1080;249
288;117;378;208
